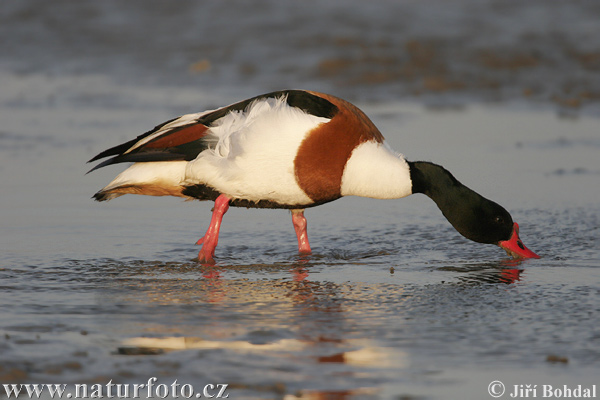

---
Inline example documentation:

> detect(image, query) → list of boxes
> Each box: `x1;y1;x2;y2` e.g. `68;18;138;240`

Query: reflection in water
200;268;224;303
121;336;307;352
107;261;409;398
284;388;378;400
4;246;599;398
100;259;353;344
120;336;405;369
437;258;526;284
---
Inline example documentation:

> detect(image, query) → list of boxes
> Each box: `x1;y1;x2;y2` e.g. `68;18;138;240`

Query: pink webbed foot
196;194;230;263
291;210;312;255
198;246;217;264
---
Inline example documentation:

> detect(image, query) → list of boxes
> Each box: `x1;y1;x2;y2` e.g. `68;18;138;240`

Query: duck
88;89;539;263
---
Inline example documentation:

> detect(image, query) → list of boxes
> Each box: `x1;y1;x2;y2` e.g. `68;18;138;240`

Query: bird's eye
495;216;504;224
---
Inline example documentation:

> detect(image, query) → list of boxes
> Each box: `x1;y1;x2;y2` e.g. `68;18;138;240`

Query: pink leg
292;210;312;255
196;194;230;263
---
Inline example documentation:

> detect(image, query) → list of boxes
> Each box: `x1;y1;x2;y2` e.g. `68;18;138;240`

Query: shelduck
89;90;539;263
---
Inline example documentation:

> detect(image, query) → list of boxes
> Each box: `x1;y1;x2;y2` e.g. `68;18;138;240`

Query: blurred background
2;0;600;113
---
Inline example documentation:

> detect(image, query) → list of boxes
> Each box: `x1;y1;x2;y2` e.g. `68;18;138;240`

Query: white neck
340;141;412;199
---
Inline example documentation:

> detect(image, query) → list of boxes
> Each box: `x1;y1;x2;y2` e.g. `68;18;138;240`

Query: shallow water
1;1;600;399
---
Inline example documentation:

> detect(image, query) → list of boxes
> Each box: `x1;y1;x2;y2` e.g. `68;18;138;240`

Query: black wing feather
87;90;338;173
86;151;187;173
87;117;179;163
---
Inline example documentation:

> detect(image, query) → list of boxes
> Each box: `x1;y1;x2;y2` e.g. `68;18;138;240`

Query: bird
88;89;539;263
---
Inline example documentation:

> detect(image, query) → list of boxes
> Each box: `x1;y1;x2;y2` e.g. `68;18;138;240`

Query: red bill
499;223;540;259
